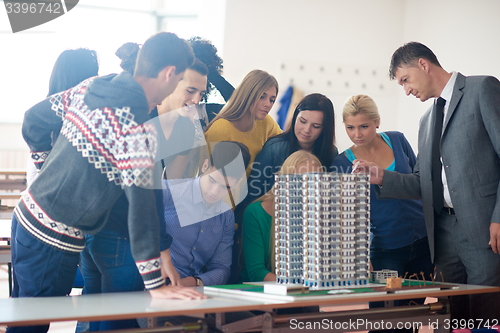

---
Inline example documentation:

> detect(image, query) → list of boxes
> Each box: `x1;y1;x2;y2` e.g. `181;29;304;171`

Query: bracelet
194;276;204;287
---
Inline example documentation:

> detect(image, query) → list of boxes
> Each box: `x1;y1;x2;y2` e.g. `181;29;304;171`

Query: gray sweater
16;72;165;290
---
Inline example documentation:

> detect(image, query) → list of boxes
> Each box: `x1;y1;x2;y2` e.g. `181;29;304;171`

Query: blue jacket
245;136;339;205
331;131;427;249
236;136;338;224
246;136;291;203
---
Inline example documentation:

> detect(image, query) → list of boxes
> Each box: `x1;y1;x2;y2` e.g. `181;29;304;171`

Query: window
0;0;225;122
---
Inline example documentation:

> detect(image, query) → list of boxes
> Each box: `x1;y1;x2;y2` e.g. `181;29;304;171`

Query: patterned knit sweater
15;72;165;290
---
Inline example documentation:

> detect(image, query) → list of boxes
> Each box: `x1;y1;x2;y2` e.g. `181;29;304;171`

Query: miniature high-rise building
275;173;370;290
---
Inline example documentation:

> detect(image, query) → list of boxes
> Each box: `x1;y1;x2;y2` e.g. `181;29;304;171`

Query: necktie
432;97;446;213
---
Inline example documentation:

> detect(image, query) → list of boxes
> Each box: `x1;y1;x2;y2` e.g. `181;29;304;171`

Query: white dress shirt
439;71;458;208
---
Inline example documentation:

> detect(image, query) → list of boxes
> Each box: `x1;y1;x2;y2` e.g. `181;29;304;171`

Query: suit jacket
378;73;500;261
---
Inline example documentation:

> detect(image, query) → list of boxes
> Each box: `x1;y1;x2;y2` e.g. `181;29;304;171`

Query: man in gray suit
354;42;500;326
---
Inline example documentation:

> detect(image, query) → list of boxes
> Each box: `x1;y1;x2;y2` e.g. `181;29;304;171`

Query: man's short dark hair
389;42;441;80
135;32;194;78
190;58;209;77
208;141;250;181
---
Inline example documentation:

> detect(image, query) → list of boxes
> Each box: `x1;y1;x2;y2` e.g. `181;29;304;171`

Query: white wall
222;0;500;153
0;123;27;169
396;0;500;146
222;0;405;151
2;0;500;168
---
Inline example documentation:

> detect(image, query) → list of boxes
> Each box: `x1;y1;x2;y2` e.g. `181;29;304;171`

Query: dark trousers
370;237;434;333
7;215;80;333
435;210;500;327
79;230;144;331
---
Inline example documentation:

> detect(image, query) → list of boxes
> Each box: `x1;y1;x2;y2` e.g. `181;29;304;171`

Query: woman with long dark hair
243;93;338;205
26;48;99;187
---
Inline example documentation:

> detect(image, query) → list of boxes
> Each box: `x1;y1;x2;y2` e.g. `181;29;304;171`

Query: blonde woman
241;150;322;282
204;69;282;176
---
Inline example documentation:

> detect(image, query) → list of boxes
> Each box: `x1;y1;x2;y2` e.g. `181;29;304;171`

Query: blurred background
1;0;499;169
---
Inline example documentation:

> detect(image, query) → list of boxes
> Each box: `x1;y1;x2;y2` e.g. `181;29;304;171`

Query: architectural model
370;269;399;283
275;172;370;290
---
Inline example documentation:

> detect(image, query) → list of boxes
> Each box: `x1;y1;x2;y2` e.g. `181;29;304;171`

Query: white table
0;283;499;332
0;218;11;242
0;211;13;219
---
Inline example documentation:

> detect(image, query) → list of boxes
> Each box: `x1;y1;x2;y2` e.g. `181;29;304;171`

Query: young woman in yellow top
204;69;282;176
205;70;281;285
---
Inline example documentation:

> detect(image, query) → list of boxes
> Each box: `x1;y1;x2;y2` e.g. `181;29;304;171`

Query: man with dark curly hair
188;36;234;122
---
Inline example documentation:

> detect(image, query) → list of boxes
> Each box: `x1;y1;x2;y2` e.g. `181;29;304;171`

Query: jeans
7;215;80;333
369;237;434;333
79;229;144;331
435;211;500;326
